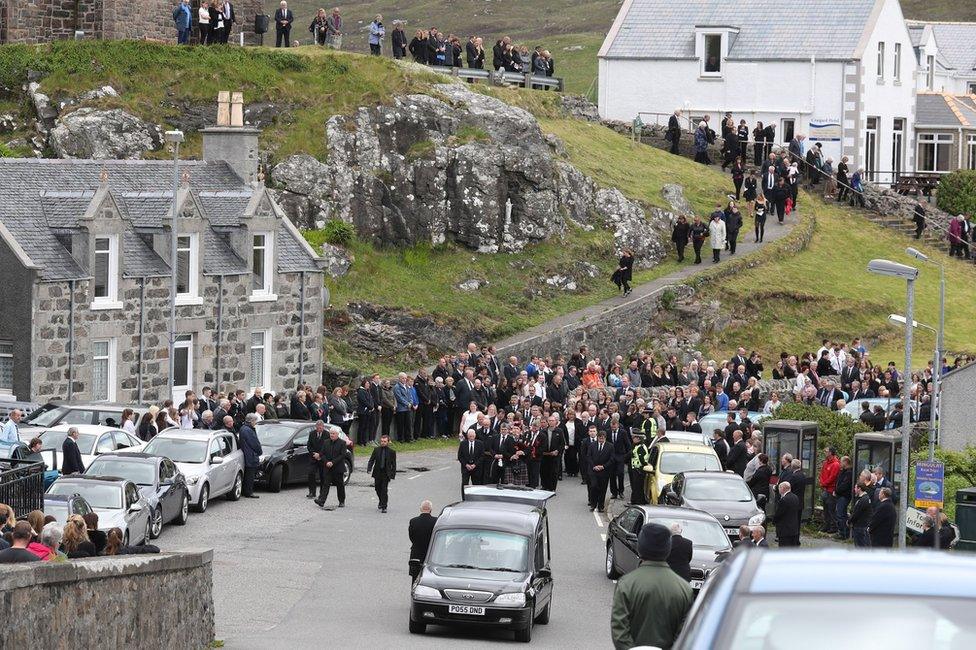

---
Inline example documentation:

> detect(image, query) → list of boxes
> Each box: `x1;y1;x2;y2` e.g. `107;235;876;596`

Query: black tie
469;442;473;456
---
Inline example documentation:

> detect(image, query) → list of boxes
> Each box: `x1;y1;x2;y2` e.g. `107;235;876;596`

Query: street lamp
906;246;945;461
867;258;919;549
887;313;935;333
164;130;185;404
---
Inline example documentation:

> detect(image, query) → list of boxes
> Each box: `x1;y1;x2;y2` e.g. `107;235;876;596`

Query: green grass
901;0;976;21
352;437;457;457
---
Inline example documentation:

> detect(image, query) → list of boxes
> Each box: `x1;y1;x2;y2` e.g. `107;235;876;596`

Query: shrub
659;288;676;311
322;219;354;246
0;144;12;158
406;139;436;162
762;402;871;459
455;125;490;144
936;170;976;216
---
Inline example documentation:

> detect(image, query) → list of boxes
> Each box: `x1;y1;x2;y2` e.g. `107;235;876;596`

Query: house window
702;34;722;74
968;135;976;170
172;334;193;404
865;117;879;181
251;232;274;297
92;235;119;307
926;55;935;90
780;119;795;145
917;133;954;172
0;340;12;395
250;331;270;389
892;119;905;177
175;233;199;302
876;42;885;79
969;82;976;95
91;339;116;402
893;43;901;82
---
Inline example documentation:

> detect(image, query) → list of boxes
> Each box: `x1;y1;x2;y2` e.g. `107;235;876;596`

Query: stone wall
29;269;323;404
0;551;214;649
937;362;976;452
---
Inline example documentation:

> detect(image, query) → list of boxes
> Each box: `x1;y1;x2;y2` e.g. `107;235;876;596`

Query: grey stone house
0;134;325;405
937;362;976;452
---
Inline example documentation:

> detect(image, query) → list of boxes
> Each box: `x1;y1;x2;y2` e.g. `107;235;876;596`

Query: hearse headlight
494;592;526;606
413;585;441;600
748;513;766;526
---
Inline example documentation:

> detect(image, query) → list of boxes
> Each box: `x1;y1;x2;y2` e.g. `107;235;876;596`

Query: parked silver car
18;402;150;440
138;429;244;513
46;475;152;546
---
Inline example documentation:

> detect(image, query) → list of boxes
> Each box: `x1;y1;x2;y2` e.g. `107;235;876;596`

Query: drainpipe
67;279;76;400
137;277;146;404
216;275;223;394
299;271;306;387
959;127;964;170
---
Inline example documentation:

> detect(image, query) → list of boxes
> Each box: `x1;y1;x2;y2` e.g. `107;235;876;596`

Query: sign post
914;461;945;509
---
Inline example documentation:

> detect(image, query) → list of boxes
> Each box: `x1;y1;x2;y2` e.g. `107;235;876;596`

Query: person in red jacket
819;447;840;534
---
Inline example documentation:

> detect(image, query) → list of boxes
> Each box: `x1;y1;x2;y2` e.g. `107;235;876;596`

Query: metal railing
0;459;45;516
0;400;38;423
430;65;563;91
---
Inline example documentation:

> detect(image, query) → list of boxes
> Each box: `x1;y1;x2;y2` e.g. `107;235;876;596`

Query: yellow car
644;442;723;504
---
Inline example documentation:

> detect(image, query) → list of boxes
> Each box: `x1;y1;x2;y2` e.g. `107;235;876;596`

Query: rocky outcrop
662;184;694;216
49;108;161;159
319;242;352;278
560;95;601;123
272;82;673;267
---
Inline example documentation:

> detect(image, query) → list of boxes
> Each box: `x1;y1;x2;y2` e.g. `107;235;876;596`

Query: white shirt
198;7;209;23
122;420;136;435
565;421;575;445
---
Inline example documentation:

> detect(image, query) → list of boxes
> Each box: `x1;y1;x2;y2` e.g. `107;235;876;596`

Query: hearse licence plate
724;528;738;535
449;604;485;615
690;580;704;590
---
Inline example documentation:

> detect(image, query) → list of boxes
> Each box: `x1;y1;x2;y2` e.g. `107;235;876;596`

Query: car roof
741;549;976;598
258;419;312;428
53;474;129;486
657;443;716;453
44;424;124;434
633;504;725;523
39;401;146;410
681;470;744;480
437;501;542;536
156;428;229;440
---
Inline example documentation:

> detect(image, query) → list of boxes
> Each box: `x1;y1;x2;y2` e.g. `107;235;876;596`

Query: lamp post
164;130;185;404
906;247;944;462
868;259;919;549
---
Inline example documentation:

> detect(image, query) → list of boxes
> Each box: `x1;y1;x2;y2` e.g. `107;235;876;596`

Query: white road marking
593;511;604;528
407;473;425;480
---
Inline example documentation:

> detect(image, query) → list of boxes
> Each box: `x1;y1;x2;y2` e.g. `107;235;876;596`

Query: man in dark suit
869;487;896;547
366;434;396;512
540;414;565;491
711;429;729;469
314;427;347;508
816;382;842;410
414;370;436;440
773;481;801;547
586;431;614;512
840;362;860;392
356;378;375;446
458;429;485;487
607;419;632;499
219;0;236;44
667;110;682;154
455;370;475;412
239;414;263;498
751;526;769;547
725;430;749;476
61;427;85;475
408;500;437;583
849;482;873;546
849;382;875;401
666;524;694;581
306;420;328;498
245;387;263;414
783;458;807;520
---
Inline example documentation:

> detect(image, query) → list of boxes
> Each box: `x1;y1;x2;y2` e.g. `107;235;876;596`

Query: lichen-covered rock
662;184;694;216
593;188;674;268
49;108;161;159
320;242;352;278
27;82;58;134
560;95;601;123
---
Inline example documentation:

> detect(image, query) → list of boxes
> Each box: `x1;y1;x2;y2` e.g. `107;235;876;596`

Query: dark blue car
674;548;976;649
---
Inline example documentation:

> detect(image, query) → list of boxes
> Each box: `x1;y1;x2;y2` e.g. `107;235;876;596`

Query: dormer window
696;27;736;78
92;235;121;310
175;233;202;305
703;34;722;74
250;231;276;302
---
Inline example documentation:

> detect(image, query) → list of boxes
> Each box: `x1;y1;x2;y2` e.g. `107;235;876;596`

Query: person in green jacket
611;522;694;650
629;432;650;505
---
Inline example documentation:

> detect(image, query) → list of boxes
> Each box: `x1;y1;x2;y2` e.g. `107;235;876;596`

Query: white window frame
91;338;116;402
249;231;277;302
968;82;976;95
249;330;271;391
916;133;954;173
172;334;193;404
926;55;935;90
876;42;885;80
0;340;13;396
968;135;976;170
175;233;202;306
893;43;901;82
700;33;724;78
91;235;122;310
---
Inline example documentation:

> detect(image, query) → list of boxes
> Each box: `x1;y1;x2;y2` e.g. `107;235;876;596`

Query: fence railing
0;459;45;516
430;65;564;91
0;400;39;423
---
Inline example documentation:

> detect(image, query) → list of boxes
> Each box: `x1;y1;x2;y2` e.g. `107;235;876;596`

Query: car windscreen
648;517;731;550
26;406;69;427
142;437;209;463
40;431;97;455
428;529;529;572
86;458;156;486
48;482;122;509
660;451;721;474
684;476;754;502
719;595;975;649
255;423;297;448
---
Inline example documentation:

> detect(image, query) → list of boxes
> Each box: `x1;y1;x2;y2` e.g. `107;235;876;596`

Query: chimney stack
201;90;261;184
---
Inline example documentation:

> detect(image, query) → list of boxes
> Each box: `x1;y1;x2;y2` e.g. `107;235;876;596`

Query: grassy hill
1;41;971;374
901;0;976;22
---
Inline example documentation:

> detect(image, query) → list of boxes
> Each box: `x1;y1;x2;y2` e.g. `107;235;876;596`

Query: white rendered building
907;21;976;96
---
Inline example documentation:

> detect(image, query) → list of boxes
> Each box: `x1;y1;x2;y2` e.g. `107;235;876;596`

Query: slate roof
601;0;880;61
906;21;976;72
0;158;320;281
916;93;976;127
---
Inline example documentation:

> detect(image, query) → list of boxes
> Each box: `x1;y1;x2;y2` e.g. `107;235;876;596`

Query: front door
172;334;193;404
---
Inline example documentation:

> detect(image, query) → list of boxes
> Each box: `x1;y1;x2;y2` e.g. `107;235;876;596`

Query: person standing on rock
671;215;690;262
274;1;293;48
709;208;726;264
690;215;708;265
612;249;634;295
368;14;385;56
326;7;342;49
667;110;682;155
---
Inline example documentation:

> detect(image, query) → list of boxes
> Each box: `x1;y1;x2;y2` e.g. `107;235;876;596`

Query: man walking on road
408;500;437;584
629;432;650;505
611;522;694;650
586;431;613;512
773;481;800;547
540;414;564;491
366;434;396;513
239;414;263;498
306;420;328;498
458;429;485;487
314;426;347;508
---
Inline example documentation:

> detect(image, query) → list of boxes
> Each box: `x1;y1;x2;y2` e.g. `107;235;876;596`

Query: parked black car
253;420;354;491
409;485;555;643
661;471;766;540
85;453;190;538
605;504;732;592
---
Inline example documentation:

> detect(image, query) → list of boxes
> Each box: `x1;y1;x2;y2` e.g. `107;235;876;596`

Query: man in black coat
849;482;873;547
725;430;749;476
414;370;436;440
869;487;896;547
239;414;263;498
458;429;485;487
366;434;397;512
391;21;407;59
356;379;375;446
667;110;682;154
607;419;632;499
586;431;614;512
540;414;565;491
408;501;437;583
666;524;694;581
711;429;729;469
61;427;85;475
773;482;801;547
314;427;347;508
306;420;328;498
274;1;294;47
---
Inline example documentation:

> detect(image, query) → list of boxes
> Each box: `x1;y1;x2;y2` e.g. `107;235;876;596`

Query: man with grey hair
408;500;437;583
239;413;263;498
40;523;64;559
751;525;768;547
200;410;215;429
61;426;85;475
0;408;21;443
773;481;800;547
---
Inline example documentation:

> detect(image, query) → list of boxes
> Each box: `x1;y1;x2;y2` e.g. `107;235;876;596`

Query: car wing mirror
128;503;143;513
210;455;223;465
537;567;551;579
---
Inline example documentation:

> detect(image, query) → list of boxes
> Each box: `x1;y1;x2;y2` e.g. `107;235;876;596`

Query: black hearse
409;485;555;642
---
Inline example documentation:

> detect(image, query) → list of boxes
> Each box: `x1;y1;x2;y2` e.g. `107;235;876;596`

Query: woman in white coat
708;211;726;263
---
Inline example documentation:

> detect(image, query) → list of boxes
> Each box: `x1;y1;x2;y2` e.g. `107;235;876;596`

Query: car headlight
749;513;766;526
413;585;441;600
186;475;200;485
494;592;526;607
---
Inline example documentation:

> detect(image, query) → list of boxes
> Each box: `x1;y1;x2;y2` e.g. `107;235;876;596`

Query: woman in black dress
743;170;757;207
753;194;768;242
731;156;745;200
671;215;690;262
612;248;634;295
